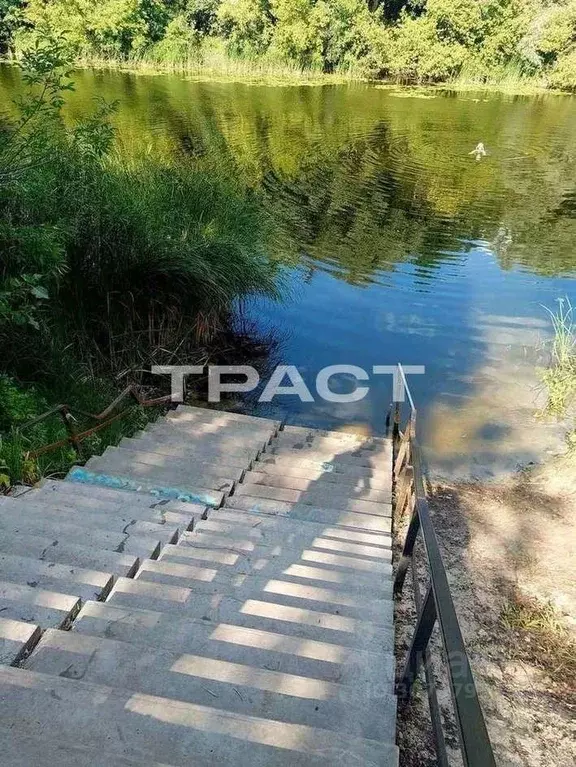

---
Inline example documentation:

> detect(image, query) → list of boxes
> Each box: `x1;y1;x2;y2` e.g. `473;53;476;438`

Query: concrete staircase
0;406;398;765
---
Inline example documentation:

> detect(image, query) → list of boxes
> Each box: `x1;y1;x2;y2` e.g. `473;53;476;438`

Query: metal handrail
393;364;496;767
16;385;172;459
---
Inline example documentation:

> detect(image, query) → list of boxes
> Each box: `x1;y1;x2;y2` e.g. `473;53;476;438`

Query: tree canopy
2;0;576;86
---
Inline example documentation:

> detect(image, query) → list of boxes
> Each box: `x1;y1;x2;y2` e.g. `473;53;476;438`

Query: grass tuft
501;590;576;693
540;298;576;417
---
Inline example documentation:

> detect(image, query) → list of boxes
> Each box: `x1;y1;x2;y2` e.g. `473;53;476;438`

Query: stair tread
281;425;386;442
0;618;41;665
119;437;255;466
234;482;391;505
0;552;113;602
26;628;396;741
84;457;233;496
0;728;178;767
0;665;399;766
198;508;392;547
0;580;80;629
0;510;164;559
99;446;245;479
259;448;392;464
0;498;183;539
157;417;275;440
243;469;391;493
175;528;392;562
144;421;269;447
68;466;224;508
136;558;392;599
160;538;392;572
252;458;390;481
225;497;392;533
39;479;207;516
0;530;139;577
74;599;395;660
108;574;393;625
270;440;391;457
175;405;281;428
4;492;200;528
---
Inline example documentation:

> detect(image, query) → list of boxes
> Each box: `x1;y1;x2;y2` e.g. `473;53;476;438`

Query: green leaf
31;285;49;299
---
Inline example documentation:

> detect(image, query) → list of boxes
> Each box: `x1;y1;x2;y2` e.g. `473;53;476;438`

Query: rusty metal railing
392;364;496;767
16;385;172;459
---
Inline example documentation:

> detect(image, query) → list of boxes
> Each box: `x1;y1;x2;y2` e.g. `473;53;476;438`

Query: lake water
2;66;576;478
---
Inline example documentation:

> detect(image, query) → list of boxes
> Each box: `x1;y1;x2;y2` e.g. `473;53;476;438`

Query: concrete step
227;493;392;518
186;521;392;557
95;445;245;481
275;431;388;449
26;628;396;742
0;665;399;766
176;405;281;430
0;580;80;628
85;454;233;498
0;728;179;767
272;437;391;457
68;466;224;508
39;478;207;517
225;497;392;533
160;412;277;437
0;510;165;560
197;508;393;550
243;469;391;494
73;599;395;666
281;425;385;441
0;530;139;577
134;427;266;463
264;447;390;469
252;457;390;482
135;558;393;600
147;421;273;453
118;436;255;468
160;537;392;576
0;618;41;665
11;491;201;529
0;497;184;540
233;481;391;506
0;553;113;602
108;573;394;625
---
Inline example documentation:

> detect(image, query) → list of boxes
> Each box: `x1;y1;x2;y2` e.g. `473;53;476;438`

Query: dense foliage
2;0;576;86
0;37;276;484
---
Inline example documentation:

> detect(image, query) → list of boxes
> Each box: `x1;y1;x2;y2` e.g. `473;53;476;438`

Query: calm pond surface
2;66;576;477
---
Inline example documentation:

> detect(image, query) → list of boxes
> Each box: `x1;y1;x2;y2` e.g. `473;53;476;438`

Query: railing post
61;407;82;459
395;464;413;519
392;401;401;445
394;499;421;596
397;583;437;704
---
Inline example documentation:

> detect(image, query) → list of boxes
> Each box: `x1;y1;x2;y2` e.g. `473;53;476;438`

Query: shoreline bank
2;55;573;95
394;454;576;766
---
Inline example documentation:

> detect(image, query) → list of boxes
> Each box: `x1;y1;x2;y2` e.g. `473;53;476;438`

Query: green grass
0;373;162;488
73;46;360;86
540;298;576;417
447;61;553;95
0;44;279;486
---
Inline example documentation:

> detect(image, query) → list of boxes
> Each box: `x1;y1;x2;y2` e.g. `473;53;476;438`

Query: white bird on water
469;142;487;160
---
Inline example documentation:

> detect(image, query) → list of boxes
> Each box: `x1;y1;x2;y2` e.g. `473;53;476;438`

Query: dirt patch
394;453;576;766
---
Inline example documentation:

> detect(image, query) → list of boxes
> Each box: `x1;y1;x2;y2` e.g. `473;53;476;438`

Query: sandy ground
394;452;576;767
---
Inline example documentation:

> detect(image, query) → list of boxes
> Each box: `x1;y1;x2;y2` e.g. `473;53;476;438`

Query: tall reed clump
540;298;576;428
449;60;549;93
0;36;278;486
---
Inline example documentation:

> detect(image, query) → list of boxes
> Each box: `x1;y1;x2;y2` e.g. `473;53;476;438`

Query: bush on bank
0;36;277;485
3;0;576;87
